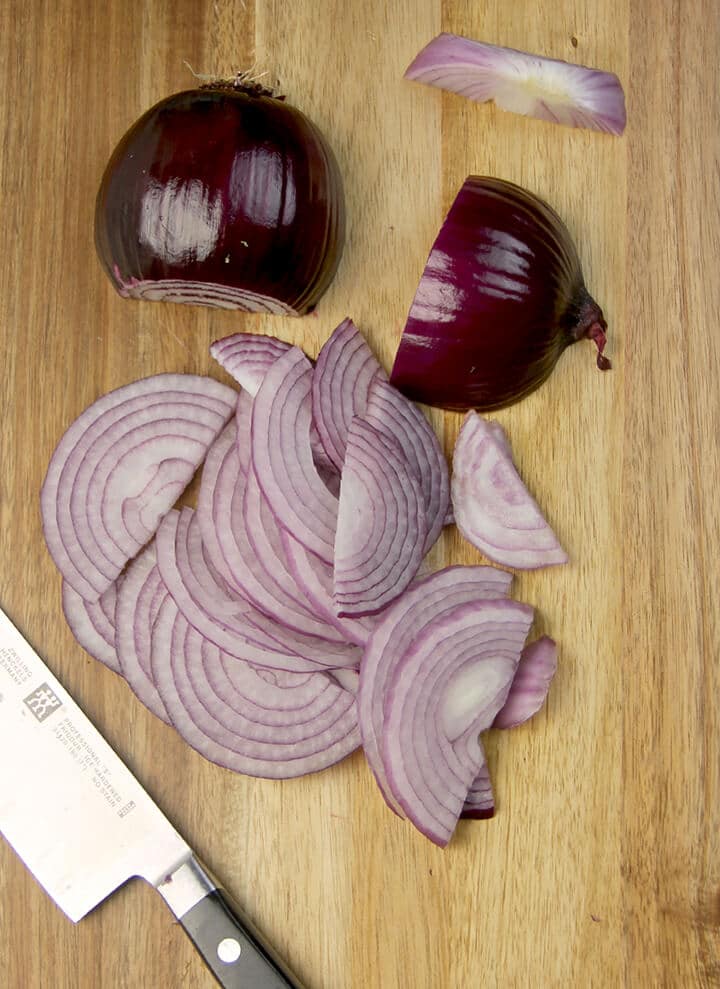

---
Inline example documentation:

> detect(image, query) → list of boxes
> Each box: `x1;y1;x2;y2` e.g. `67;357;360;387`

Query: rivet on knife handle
158;857;304;989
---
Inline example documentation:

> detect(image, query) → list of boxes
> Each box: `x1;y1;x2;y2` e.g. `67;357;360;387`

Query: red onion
492;635;557;729
406;34;626;135
390;176;611;411
452;412;567;569
210;333;292;395
334;418;427;617
460;757;494;819
95;84;345;314
61;581;120;674
149;595;360;779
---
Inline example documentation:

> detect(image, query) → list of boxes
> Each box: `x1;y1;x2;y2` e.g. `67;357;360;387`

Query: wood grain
0;0;717;986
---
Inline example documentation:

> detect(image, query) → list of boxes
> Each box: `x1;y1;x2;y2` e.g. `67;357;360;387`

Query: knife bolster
156;855;218;918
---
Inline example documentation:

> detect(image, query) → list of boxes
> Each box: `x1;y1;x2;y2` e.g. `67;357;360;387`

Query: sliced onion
210;333;292;394
382;598;533;845
405;33;626;135
114;544;171;723
156;508;359;671
196;419;246;590
460;750;494;819
251;347;338;563
493;635;557;729
41;374;236;601
149;594;360;778
311;318;387;471
358;565;512;816
281;532;376;646
365;375;449;553
334;418;427;617
452;412;568;569
61;581;120;673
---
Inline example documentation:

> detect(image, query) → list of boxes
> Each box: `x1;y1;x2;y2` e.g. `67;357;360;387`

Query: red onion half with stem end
390;176;611;412
95;83;345;314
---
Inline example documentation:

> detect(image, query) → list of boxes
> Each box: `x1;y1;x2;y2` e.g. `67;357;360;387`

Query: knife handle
158;858;305;989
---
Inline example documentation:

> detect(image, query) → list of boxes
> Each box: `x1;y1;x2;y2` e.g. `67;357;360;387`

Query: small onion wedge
311;318;387;471
149;594;360;778
251;347;338;563
460;751;494;820
210;333;292;395
382;598;533;846
334;418;428;617
405;33;626;136
452;412;568;569
493;635;558;729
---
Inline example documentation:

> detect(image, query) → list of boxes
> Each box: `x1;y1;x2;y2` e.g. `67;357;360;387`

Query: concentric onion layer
492;635;557;729
358;565;512;816
334;418;428;617
114;544;171;723
382;598;533;846
61;581;120;673
451;411;568;569
405;33;627;135
149;594;360;779
40;374;236;601
365;375;450;552
311;318;387;471
210;332;292;394
252;347;338;563
460;754;495;819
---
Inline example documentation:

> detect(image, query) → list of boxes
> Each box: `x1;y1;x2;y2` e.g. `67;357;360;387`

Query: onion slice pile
44;322;563;835
405;33;626;135
452;412;568;569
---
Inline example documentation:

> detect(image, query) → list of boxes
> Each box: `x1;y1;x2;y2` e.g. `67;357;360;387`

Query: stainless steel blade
0;606;190;922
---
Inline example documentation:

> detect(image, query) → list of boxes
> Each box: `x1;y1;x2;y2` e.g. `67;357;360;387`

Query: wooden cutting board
0;1;718;986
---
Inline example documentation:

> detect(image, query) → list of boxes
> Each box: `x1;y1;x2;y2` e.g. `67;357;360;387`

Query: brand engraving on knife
23;683;63;722
52;716;132;815
0;645;33;686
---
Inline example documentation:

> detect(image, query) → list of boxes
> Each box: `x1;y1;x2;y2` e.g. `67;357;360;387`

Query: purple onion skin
390;176;609;411
95;86;345;315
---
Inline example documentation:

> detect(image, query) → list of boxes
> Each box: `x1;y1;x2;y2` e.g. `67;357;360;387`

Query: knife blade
0;605;304;988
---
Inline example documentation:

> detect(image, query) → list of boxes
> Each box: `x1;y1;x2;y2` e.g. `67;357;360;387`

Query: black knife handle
180;887;305;989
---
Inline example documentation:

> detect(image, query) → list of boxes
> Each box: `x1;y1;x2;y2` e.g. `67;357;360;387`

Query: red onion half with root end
95;84;345;314
390;176;611;411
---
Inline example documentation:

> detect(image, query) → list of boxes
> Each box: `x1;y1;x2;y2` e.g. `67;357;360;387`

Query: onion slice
210;333;292;395
365;376;449;553
451;412;568;569
382;598;533;845
311;318;387;471
460;751;494;819
114;544;171;723
251;347;338;563
334;418;428;617
61;581;120;673
493;635;557;729
358;565;512;816
41;374;237;601
405;33;626;135
149;594;360;778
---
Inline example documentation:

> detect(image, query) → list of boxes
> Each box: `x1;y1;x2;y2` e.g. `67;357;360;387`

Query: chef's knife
0;605;304;988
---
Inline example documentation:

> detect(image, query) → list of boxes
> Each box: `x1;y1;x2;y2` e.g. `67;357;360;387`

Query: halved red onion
41;374;236;601
358;565;512;816
149;594;360;778
493;635;557;729
382;598;533;845
459;750;494;819
157;508;359;671
334;418;427;617
452;412;568;569
114;544;171;723
405;33;626;135
311;318;387;471
365;376;449;553
281;532;376;646
61;581;120;673
251;347;338;563
209;333;292;395
96;86;345;315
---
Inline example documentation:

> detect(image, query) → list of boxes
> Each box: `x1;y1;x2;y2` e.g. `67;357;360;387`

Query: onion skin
95;85;345;315
390;176;610;411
